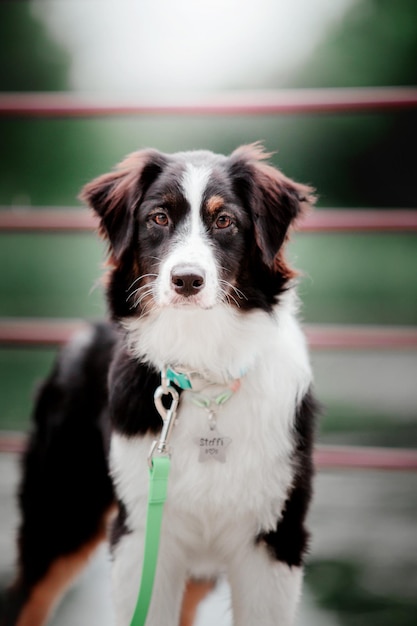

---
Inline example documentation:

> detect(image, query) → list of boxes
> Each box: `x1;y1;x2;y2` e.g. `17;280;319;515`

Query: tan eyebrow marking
161;192;177;206
206;195;225;214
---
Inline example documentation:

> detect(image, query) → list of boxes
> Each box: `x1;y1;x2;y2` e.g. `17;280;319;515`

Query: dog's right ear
80;150;167;259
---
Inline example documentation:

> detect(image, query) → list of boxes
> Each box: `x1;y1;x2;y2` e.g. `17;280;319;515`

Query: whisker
126;285;150;302
127;280;156;308
126;273;158;293
134;293;158;315
127;289;140;302
219;279;248;301
226;292;241;308
132;293;152;307
127;284;150;302
231;286;248;300
134;288;154;308
218;285;241;309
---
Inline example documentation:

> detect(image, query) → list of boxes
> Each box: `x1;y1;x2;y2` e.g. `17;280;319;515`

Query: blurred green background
1;1;416;624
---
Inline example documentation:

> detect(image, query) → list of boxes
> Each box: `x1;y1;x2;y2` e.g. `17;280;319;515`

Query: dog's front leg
112;527;186;626
228;544;303;626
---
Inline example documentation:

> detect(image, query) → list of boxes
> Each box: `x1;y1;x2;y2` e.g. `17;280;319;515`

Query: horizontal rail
306;324;417;350
301;209;417;232
0;209;96;232
0;431;415;471
0;432;26;454
314;445;417;471
0;319;88;347
1;208;417;233
1;88;417;118
0;319;416;350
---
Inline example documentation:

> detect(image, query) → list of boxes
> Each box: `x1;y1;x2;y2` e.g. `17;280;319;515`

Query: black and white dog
4;144;317;626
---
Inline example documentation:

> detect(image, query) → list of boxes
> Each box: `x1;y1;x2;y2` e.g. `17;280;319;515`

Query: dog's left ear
80;150;167;260
229;143;316;269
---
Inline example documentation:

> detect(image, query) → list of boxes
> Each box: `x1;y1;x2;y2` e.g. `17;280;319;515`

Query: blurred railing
1;87;417;470
1;87;417;116
1;207;417;233
1;318;417;350
0;431;416;471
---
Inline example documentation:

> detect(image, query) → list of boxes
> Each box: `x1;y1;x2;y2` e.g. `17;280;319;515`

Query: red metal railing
1;87;416;470
1;318;417;351
1;207;417;233
1;87;417;117
314;445;417;472
0;430;416;472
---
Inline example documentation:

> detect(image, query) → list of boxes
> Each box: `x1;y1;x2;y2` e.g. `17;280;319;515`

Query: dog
3;143;317;626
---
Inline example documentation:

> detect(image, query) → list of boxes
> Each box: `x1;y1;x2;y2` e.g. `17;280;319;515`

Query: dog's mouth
128;284;217;314
164;292;216;310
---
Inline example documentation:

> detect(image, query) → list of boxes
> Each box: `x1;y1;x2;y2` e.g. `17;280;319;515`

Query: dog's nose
171;265;206;297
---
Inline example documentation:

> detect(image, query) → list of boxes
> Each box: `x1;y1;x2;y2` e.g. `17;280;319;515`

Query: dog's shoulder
107;341;165;436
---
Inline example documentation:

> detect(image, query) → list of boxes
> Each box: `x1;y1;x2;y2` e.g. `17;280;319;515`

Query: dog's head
80;143;315;320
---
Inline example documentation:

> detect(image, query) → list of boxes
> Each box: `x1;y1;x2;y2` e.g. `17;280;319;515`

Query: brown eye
153;212;169;227
215;214;233;229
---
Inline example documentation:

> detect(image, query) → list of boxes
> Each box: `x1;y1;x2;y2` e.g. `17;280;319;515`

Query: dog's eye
152;212;169;227
215;214;233;229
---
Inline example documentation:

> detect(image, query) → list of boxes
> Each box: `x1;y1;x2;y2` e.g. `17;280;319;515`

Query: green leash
128;366;238;625
129;369;180;626
129;455;171;626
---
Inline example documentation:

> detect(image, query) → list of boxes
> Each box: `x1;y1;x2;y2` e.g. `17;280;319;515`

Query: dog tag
194;427;232;463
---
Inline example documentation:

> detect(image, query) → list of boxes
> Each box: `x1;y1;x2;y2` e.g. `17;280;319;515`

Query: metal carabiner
148;382;180;468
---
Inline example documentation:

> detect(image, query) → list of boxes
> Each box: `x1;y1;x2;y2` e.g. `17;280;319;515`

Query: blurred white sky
33;0;356;92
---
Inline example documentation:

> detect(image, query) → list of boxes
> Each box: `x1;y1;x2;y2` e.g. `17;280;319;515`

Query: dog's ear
229;143;316;269
80;150;167;259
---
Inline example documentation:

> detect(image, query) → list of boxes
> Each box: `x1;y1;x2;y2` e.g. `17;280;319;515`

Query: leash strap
129;365;239;625
130;455;171;626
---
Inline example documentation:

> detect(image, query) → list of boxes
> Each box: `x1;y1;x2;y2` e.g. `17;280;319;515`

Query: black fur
14;325;115;588
108;346;164;437
258;389;318;567
110;499;130;552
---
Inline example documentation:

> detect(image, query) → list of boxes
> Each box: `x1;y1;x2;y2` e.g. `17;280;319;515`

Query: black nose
171;266;206;297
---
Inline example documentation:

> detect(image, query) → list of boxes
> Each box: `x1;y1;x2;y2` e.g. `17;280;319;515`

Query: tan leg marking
16;507;116;626
180;579;215;626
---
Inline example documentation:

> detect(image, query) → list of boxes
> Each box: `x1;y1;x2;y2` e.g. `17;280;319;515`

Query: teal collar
165;365;245;393
166;366;193;390
165;365;242;429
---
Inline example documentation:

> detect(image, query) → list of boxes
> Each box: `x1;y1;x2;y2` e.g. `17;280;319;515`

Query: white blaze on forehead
181;163;212;234
153;161;219;309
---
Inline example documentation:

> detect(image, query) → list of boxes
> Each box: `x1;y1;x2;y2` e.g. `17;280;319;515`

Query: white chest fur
112;294;312;555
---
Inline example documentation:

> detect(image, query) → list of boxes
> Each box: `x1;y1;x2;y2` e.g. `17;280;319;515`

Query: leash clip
148;372;180;468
